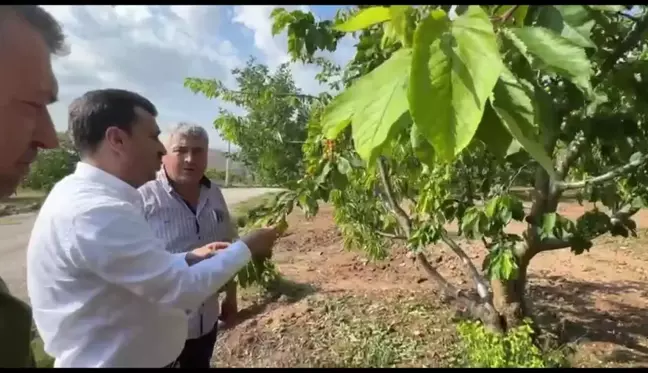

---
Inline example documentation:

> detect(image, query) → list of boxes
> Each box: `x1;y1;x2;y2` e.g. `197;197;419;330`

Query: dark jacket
0;276;36;367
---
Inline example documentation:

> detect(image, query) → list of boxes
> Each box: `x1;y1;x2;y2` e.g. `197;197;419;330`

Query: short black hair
0;6;67;55
68;89;158;154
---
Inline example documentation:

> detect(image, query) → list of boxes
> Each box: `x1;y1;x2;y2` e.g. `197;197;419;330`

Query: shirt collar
157;166;211;194
74;162;141;205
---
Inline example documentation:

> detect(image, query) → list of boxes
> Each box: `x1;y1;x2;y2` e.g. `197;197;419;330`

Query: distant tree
22;133;79;192
185;57;317;187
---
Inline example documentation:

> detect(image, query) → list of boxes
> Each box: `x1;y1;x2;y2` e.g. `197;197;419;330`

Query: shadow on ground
222;278;318;331
529;275;648;366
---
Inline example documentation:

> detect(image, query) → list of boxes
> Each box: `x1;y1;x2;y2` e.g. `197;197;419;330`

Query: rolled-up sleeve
71;203;251;312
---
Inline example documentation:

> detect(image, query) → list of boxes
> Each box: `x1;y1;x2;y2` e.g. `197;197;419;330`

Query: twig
376;231;406;240
555;153;648;191
505;164;529;191
501;5;519;23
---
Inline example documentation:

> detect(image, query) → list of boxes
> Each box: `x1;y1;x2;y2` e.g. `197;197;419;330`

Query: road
0;187;283;303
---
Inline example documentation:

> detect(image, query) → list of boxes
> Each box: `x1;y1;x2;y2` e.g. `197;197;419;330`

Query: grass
216;289;462;368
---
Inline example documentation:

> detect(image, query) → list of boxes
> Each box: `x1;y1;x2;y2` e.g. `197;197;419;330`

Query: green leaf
492;76;548;162
409;6;503;161
512;26;593;96
317;161;332;185
320;48;410;146
490;68;557;178
410;124;435;167
590;5;625;13
475;102;513;158
348;49;412;162
388;6;414;47
336;156;352;175
536;6;596;49
334;6;391;32
541;213;557;238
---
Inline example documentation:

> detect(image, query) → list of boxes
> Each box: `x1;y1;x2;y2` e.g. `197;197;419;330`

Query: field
214;201;648;368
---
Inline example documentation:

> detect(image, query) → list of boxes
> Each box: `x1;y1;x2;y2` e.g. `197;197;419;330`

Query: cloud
43;5;355;150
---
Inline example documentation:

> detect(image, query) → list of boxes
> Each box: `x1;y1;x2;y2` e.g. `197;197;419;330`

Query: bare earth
0;187;283;303
215;202;648;368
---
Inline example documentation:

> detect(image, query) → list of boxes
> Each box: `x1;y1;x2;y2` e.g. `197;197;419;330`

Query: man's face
0;16;59;198
121;107;166;187
162;134;208;186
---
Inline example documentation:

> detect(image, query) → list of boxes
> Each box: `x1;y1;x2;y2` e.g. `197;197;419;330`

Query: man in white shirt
0;6;65;367
26;89;279;368
140;122;240;368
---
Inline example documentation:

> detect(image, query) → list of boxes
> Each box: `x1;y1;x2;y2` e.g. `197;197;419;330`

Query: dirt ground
213;202;648;368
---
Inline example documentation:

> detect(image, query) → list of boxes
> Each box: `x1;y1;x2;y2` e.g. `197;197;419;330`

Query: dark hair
68;89;158;154
0;6;67;55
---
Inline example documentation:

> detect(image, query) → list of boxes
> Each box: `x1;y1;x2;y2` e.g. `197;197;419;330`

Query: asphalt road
0;187;282;303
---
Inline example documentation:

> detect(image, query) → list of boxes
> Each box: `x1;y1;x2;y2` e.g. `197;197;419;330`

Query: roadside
0;188;45;217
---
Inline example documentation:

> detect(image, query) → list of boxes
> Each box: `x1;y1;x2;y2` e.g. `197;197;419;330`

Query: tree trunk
489;260;531;332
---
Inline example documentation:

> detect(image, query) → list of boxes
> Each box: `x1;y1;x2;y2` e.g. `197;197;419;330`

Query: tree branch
376;157;497;322
534;206;642;255
377;157;412;236
501;5;519;23
555;153;648;191
376;231;406;240
440;233;491;299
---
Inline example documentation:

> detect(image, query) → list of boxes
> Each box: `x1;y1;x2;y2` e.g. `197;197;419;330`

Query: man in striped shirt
139;122;239;368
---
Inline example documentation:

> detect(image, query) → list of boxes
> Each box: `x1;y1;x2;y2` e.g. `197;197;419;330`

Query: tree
185;58;318;187
256;4;648;335
22;133;79;192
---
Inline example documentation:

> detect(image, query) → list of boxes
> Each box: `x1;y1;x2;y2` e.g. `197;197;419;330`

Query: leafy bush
456;319;569;368
21;148;78;192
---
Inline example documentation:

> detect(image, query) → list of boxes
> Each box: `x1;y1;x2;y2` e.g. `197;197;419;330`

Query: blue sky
43;5;356;151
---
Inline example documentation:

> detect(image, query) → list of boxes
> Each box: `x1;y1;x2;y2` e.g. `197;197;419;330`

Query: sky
42;5;357;151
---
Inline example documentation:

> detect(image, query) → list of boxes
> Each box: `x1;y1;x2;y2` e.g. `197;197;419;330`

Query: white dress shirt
139;169;237;340
26;162;252;368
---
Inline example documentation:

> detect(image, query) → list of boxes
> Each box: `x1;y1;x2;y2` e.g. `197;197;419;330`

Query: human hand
239;227;280;262
185;241;230;266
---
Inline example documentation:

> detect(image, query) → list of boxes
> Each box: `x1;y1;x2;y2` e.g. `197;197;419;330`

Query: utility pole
224;141;231;187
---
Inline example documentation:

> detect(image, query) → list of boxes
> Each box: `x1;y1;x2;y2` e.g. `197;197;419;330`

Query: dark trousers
177;323;218;368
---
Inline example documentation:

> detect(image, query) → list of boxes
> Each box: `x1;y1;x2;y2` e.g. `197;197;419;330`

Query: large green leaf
334;6;391;32
409;6;503;161
321;49;411;162
490;67;557;177
351;50;412;162
512;26;593;96
536;6;596;49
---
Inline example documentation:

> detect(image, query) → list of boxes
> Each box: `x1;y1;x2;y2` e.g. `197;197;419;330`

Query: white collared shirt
26;162;251;368
139;170;237;339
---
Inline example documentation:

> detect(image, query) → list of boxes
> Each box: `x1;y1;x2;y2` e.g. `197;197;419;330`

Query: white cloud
43;5;355;150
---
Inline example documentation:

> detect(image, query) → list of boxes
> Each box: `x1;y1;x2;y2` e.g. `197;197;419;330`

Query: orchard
187;4;648;366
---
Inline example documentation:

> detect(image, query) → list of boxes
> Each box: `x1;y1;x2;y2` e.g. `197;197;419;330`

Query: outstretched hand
185;241;231;266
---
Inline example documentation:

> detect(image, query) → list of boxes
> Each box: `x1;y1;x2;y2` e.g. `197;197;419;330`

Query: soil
213;202;648;368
